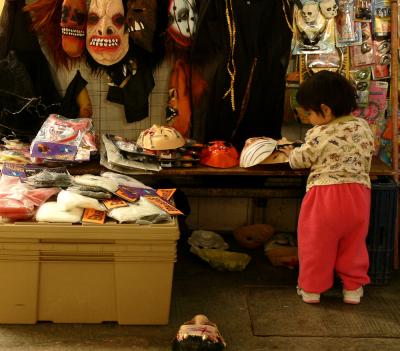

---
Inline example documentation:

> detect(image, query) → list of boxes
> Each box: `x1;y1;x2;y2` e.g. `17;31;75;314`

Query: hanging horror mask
126;0;157;52
301;2;320;24
60;0;87;57
86;0;129;66
167;0;197;47
319;0;338;19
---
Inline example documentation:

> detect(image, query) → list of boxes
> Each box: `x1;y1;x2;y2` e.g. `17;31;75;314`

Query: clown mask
60;0;87;57
86;0;129;66
126;0;157;52
167;0;197;47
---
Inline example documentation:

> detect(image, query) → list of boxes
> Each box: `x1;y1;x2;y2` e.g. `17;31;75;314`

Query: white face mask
319;0;338;18
167;0;197;47
301;2;320;24
86;0;129;66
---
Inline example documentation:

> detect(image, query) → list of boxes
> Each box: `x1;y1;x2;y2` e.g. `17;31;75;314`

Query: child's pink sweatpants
297;183;371;293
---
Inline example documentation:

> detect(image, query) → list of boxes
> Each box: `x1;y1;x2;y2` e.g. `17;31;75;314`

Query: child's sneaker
296;286;320;304
343;287;364;304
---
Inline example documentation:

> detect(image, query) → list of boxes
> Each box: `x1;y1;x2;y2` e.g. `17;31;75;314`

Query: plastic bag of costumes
24;166;73;188
36;201;84;223
101;134;161;172
30;114;97;162
56;189;105;211
0;137;31;164
107;197;171;224
0;163;59;222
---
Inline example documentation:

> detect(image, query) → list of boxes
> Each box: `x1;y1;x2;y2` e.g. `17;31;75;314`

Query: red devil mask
60;0;87;57
200;141;239;168
126;0;157;52
86;0;129;66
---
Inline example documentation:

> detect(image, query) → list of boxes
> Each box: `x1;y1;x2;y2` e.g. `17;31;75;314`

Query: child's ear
320;104;332;118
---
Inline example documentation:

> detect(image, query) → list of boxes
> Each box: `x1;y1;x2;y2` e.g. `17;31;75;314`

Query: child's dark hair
172;336;225;351
296;70;357;117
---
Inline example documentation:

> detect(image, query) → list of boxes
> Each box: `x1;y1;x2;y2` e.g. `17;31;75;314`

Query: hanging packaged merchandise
350;22;376;67
335;0;356;43
350;67;371;107
352;80;389;154
292;1;336;54
300;47;349;82
372;0;391;37
355;0;372;21
372;38;391;80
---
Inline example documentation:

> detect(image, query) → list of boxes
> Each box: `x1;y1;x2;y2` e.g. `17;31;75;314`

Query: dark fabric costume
191;0;292;150
60;70;88;119
0;0;61;105
0;0;60;139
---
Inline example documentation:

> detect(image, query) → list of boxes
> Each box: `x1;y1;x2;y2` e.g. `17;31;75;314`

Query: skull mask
319;0;338;18
301;2;319;24
60;0;87;57
167;0;197;47
86;0;129;66
126;0;157;52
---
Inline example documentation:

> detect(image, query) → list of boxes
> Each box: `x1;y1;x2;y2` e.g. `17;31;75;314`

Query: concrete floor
0;236;400;351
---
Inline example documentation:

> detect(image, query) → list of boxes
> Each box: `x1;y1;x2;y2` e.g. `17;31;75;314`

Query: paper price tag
102;197;129;210
156;188;176;201
144;196;183;215
82;208;107;224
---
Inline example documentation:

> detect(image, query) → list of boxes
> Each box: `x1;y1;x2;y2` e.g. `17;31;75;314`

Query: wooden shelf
68;156;394;178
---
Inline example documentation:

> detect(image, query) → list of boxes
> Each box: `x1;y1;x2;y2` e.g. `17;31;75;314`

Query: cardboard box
0;220;180;324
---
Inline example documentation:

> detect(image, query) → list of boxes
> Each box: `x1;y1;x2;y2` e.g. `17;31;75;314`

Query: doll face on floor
86;0;129;66
176;314;226;346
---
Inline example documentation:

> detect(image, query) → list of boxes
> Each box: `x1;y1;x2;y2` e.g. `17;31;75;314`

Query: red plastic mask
86;0;129;66
60;0;87;58
167;0;197;47
200;141;239;168
126;0;157;52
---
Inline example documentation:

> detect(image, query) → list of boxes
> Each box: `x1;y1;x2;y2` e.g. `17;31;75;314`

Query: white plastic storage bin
0;220;180;325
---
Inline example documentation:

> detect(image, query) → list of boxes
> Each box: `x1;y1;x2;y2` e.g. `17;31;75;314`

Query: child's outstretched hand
279;145;294;157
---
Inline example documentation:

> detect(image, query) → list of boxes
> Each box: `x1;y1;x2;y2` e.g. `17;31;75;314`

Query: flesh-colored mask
301;2;320;24
126;0;157;52
167;0;197;47
60;0;87;57
176;314;227;347
86;0;129;66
